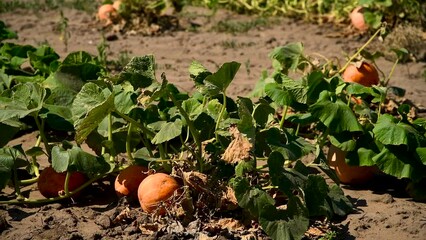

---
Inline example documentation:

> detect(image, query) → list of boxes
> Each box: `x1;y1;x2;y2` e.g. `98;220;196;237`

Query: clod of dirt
372;193;394;204
95;214;112;229
0;214;10;233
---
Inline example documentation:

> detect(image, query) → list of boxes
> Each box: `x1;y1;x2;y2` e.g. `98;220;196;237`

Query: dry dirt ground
1;5;426;240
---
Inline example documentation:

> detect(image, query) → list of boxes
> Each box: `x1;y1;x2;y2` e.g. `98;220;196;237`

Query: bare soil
1;6;426;240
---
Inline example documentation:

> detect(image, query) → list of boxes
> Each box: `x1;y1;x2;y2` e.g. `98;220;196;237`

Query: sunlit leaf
0;147;15;190
151;119;183;144
72;82;115;144
265;82;293;106
0;82;46;122
373;114;423;147
269;42;306;73
203;61;240;96
118;55;157;89
310;99;362;133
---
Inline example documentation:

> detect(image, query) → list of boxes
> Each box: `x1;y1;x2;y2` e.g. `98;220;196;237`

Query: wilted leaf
222;126;253;164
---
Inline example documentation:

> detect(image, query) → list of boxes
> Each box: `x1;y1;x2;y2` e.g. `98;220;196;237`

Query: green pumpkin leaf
203;61;240;96
416;148;426;165
304;175;331;217
252;100;275;128
0;82;46;122
0;147;16;190
265;82;293;106
230;177;275;219
310;99;363;133
117;55;157;89
373;146;426;180
259;200;309;240
373;114;423;147
269;42;306;73
151;119;183;144
327;184;354;216
52;145;109;177
72;82;115;144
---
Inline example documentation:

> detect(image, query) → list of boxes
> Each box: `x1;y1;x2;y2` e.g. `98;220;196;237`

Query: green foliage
1;18;425;238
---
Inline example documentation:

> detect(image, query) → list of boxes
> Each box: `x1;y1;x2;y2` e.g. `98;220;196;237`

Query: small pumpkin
137;173;181;214
115;165;148;199
327;145;378;185
350;6;368;32
342;61;379;87
37;166;87;198
97;4;118;22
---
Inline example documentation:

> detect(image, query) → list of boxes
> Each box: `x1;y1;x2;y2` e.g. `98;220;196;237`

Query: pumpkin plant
1;18;424;240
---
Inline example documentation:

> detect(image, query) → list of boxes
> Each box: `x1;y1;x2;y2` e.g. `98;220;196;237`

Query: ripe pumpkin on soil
37;166;87;198
112;0;123;11
97;4;117;22
327;145;378;185
350;6;368;32
115;165;148;199
138;173;181;214
342;61;379;87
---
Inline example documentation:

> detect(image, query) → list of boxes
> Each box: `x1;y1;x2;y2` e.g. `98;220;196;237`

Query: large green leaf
189;60;212;91
310;99;363;133
52;145;110;177
417;148;426;165
304;175;331;217
373;146;426;180
113;86;137;114
0;20;18;41
373;114;423;147
0;147;15;190
151;119;183;144
237;97;255;140
0;82;46;122
72;82;115;144
259;198;309;240
267;128;314;161
203;61;240;96
182;98;203;121
265;82;293;106
252;99;275;128
28;45;60;76
117;55;156;89
230;177;275;219
327;184;354;216
269;42;306;73
268;151;307;196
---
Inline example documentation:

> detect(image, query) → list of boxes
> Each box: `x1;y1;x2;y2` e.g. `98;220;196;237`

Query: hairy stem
34;116;50;158
168;93;203;171
126;123;135;163
215;92;227;141
338;26;383;74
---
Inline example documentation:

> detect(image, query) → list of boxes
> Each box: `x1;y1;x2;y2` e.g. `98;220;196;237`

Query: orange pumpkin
342;61;379;87
350;6;368;32
37;166;87;198
137;173;181;214
115;165;148;199
97;4;117;22
327;145;378;185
